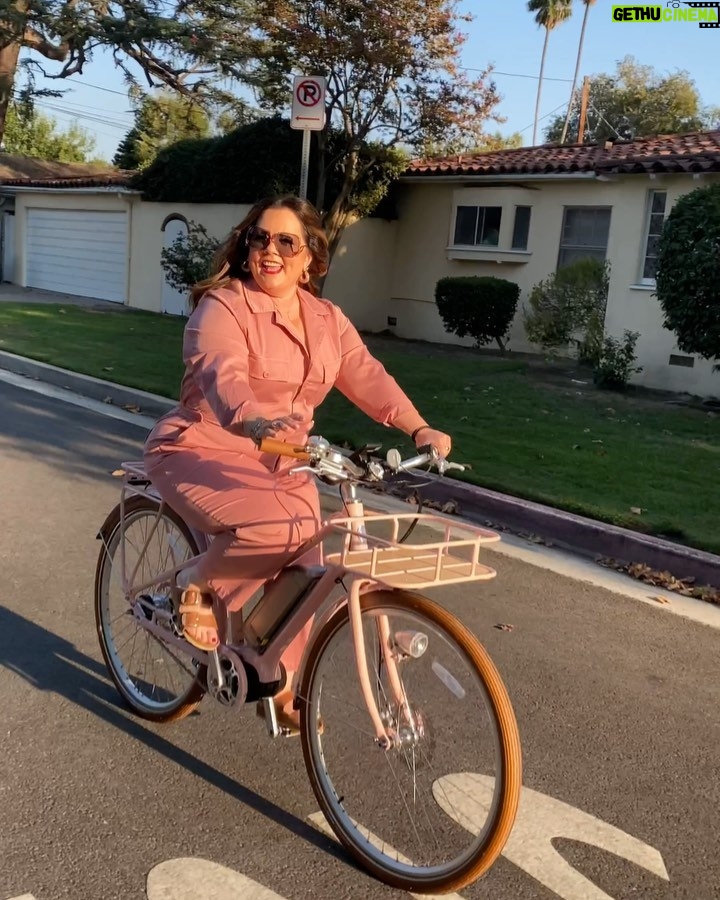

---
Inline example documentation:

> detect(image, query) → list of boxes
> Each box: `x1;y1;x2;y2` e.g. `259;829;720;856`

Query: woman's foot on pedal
178;589;219;652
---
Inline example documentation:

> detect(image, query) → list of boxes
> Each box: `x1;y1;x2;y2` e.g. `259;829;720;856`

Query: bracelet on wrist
411;425;430;442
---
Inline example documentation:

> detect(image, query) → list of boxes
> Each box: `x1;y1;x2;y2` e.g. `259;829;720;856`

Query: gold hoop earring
241;260;250;272
300;268;310;284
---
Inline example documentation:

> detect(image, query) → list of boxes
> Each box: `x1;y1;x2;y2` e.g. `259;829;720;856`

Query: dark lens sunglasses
246;226;305;258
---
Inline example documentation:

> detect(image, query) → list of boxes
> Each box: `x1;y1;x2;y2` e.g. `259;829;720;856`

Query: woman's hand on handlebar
414;426;452;459
243;414;305;446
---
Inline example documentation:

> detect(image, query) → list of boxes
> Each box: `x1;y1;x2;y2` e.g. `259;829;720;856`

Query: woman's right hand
243;414;305;446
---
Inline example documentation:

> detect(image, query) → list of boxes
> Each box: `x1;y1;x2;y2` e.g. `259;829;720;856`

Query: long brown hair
189;195;329;308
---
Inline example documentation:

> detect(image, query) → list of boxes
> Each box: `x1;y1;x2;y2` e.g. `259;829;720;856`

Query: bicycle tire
95;495;206;723
298;588;521;894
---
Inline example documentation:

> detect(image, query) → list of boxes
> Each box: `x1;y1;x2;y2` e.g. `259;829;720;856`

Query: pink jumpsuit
143;278;421;669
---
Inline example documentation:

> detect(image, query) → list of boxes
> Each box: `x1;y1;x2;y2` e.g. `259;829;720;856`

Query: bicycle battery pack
244;565;326;650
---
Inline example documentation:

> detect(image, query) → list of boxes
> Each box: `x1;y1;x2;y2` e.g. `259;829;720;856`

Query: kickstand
260;697;281;738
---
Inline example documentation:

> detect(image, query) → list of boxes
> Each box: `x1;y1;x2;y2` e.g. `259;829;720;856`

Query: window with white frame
453;204;533;251
557;206;611;269
640;190;667;283
453;205;502;247
511;206;532;251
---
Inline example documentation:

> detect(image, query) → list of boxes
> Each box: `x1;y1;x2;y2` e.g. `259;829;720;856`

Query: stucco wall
128;200;393;331
388;174;720;397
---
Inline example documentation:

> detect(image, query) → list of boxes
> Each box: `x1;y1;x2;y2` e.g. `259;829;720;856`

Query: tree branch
22;26;68;62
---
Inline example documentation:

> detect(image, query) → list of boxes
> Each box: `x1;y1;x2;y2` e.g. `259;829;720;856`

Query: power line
461;66;574;84
517;100;569;137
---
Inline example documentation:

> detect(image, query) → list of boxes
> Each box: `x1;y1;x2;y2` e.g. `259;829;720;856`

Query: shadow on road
0;604;347;867
0;378;149;484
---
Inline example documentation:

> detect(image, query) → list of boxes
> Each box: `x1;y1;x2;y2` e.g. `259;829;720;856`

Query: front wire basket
322;512;501;589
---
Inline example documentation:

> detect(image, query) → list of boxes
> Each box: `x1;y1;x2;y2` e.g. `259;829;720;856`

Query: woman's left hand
414;426;452;459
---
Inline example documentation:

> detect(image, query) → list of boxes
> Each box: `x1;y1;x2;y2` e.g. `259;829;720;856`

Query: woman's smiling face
247;207;313;299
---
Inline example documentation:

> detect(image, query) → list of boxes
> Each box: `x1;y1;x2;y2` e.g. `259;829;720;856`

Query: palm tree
560;0;597;144
528;0;573;146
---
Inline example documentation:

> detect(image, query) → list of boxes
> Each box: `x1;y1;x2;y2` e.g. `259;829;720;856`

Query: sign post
290;75;326;201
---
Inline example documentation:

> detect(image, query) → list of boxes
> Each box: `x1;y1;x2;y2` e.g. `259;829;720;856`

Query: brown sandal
178;590;219;652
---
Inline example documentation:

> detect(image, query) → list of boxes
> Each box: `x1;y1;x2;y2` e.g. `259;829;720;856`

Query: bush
161;221;220;294
524;258;610;365
656;182;720;370
593;330;642;390
434;276;520;352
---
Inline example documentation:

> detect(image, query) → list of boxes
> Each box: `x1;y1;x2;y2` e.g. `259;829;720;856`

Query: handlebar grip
259;438;311;460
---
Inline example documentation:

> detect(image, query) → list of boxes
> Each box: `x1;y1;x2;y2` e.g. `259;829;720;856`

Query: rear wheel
299;589;521;894
95;496;206;722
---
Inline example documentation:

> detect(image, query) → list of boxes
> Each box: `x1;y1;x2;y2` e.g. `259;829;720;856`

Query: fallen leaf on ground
441;501;459;515
494;623;514;632
102;396;113;404
123;403;141;413
597;557;720;605
651;595;671;605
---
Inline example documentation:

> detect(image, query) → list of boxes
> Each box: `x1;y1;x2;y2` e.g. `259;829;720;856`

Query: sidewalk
2;347;719;593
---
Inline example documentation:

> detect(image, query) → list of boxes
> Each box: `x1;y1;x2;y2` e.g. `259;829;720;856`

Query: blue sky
20;1;720;162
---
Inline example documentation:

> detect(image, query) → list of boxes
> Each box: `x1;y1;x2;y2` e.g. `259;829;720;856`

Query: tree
527;0;573;146
114;93;211;170
559;0;597;145
2;98;96;162
656;183;720;371
546;57;720;144
474;131;524;152
246;0;502;257
0;1;258;145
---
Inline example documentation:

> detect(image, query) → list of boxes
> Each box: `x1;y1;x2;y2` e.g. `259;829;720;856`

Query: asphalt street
0;378;718;900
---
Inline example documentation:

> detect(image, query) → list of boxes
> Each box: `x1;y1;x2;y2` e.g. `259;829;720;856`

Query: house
391;130;720;397
2;132;720;397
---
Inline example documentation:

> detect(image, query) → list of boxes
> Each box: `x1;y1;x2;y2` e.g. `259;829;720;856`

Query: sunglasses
245;226;306;258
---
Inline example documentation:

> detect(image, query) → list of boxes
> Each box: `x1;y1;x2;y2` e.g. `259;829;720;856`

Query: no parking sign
291;75;326;130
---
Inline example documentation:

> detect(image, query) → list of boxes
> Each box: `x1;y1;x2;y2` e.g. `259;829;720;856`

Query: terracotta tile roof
0;153;132;188
405;130;720;178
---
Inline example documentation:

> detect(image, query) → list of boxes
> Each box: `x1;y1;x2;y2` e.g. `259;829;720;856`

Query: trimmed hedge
435;276;520;351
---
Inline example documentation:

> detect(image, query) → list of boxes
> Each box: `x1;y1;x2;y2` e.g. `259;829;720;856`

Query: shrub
161;221;220;294
524;258;610;365
656;182;720;370
593;330;642;391
434;276;520;352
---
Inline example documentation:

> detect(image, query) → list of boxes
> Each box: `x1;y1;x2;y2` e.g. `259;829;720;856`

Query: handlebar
259;437;311;460
259;435;466;486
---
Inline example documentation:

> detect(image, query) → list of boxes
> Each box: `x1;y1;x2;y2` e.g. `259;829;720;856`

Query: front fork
348;577;417;750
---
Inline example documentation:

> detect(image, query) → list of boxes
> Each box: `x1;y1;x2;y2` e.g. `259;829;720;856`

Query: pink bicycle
94;436;521;894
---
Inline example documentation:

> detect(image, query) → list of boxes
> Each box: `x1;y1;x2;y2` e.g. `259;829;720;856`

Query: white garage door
26;209;128;303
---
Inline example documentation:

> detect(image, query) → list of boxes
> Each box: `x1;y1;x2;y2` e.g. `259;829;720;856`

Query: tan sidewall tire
94;495;206;723
299;588;522;894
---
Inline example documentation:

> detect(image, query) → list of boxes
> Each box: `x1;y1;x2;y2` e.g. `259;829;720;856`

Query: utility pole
577;76;590;144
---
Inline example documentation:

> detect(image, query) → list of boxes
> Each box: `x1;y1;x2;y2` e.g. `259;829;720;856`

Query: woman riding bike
143;194;451;733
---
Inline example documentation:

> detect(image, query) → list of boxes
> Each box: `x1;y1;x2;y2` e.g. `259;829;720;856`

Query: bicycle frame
106;464;408;746
106;458;499;747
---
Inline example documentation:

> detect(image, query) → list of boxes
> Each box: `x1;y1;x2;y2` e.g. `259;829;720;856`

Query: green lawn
1;302;719;554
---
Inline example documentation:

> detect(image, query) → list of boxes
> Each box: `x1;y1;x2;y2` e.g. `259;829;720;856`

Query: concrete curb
0;351;175;419
404;475;720;589
2;350;719;589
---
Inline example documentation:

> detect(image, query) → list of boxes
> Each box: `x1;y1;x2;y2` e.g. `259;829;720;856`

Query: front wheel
298;589;521;895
